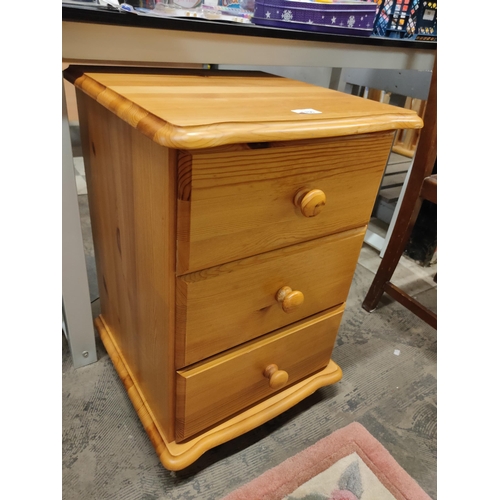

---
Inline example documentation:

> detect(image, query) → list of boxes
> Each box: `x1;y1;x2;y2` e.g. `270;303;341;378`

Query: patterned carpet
63;191;437;500
222;422;431;500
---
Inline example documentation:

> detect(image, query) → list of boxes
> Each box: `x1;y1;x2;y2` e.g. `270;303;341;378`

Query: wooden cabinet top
64;66;423;150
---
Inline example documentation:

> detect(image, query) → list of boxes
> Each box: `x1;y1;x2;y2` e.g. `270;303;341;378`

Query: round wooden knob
276;286;304;313
264;364;289;390
294;188;326;217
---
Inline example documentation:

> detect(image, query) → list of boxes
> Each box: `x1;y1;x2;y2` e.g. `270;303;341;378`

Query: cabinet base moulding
95;315;343;471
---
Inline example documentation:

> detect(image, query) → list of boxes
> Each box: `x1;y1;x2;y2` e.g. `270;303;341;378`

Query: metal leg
62;79;97;368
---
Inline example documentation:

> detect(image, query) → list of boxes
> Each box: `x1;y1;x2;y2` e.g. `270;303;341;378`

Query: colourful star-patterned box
252;0;378;36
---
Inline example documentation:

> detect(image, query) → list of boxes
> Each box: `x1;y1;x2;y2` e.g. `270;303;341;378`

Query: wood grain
176;305;345;441
63;66;423;150
294;188;327;217
76;91;178;442
96;314;342;470
264;364;289;389
68;66;413;470
393;97;427;158
276;286;305;313
176;227;365;367
177;132;393;274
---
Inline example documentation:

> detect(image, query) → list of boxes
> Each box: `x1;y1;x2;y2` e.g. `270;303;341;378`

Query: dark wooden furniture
362;58;437;330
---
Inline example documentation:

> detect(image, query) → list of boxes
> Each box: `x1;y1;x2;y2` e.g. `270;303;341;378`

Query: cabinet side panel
76;91;177;442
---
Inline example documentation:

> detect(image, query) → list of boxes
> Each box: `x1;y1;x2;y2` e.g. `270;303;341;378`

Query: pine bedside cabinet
64;66;422;471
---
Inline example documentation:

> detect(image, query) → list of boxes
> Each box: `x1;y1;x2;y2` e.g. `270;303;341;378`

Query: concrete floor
63;153;437;499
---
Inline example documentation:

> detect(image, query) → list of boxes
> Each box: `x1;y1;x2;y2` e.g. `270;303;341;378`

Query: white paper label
291;109;322;114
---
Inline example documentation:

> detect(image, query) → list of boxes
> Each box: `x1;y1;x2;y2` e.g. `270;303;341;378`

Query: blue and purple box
252;0;378;36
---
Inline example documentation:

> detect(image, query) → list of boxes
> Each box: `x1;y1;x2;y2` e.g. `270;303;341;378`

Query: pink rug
222;422;431;500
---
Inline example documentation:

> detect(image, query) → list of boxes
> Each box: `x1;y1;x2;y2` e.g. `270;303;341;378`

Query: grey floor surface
63;167;437;499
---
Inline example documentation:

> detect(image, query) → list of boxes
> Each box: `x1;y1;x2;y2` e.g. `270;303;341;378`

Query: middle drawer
176;226;365;367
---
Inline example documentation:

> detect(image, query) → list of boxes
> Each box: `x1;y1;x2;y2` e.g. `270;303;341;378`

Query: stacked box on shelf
252;0;378;36
413;1;437;41
372;0;436;40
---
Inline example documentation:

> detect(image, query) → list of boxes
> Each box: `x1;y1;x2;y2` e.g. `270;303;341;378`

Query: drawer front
176;305;344;441
177;131;393;275
176;227;364;368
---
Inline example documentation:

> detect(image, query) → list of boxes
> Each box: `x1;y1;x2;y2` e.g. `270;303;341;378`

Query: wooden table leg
362;57;437;314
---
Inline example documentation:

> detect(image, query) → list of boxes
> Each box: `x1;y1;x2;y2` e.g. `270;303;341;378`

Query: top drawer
177;132;393;275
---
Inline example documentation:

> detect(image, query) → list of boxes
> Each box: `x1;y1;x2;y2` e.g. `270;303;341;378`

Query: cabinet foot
96;315;343;471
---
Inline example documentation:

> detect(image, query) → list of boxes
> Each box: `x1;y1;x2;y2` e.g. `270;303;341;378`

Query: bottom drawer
175;305;344;441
